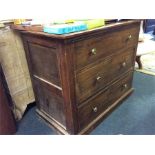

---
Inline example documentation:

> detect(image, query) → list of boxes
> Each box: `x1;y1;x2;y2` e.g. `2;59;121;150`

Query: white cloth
137;34;155;56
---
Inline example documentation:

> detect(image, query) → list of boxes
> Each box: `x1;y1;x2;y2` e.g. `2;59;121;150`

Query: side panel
22;35;66;128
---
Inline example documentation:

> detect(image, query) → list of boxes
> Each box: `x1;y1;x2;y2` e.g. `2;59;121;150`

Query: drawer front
74;25;139;71
27;42;61;86
108;70;133;105
76;48;135;104
33;78;66;128
78;70;133;129
78;87;110;130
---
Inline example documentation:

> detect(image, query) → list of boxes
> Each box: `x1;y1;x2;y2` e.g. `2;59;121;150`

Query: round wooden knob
91;48;97;55
93;107;98;113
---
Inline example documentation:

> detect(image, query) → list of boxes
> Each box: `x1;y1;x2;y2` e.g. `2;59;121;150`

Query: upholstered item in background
0;26;35;120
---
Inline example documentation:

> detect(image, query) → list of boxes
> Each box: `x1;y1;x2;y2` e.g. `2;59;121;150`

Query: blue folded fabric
43;22;87;34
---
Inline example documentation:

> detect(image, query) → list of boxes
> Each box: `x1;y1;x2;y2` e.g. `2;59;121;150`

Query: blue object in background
143;19;155;33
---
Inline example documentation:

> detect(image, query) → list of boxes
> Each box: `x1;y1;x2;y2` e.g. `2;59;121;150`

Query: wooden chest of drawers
17;20;140;134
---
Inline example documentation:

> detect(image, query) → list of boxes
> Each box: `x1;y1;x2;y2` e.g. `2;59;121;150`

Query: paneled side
28;42;60;86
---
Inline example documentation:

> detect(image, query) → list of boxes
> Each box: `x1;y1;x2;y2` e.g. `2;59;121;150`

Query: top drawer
74;25;139;71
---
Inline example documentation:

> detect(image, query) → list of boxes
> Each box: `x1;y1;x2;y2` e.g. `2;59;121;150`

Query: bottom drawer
78;87;110;130
78;70;133;130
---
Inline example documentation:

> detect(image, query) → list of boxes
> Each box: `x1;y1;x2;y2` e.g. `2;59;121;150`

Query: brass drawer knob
123;84;128;89
91;48;97;55
128;35;132;40
122;62;126;67
96;76;102;81
93;107;98;113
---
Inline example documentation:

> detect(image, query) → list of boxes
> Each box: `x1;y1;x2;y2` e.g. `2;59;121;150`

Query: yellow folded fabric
0;23;5;28
83;19;105;30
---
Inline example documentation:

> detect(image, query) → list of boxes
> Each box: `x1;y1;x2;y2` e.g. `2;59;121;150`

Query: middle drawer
75;47;135;105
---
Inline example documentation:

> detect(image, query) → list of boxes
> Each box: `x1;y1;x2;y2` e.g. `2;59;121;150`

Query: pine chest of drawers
17;20;140;134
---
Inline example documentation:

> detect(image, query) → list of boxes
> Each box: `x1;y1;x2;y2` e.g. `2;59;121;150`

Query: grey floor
15;71;155;135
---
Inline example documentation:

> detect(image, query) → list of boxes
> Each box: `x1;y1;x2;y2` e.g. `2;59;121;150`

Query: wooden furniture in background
14;20;140;134
0;64;16;135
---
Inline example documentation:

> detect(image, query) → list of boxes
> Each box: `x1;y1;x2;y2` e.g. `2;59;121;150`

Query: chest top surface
12;20;141;41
